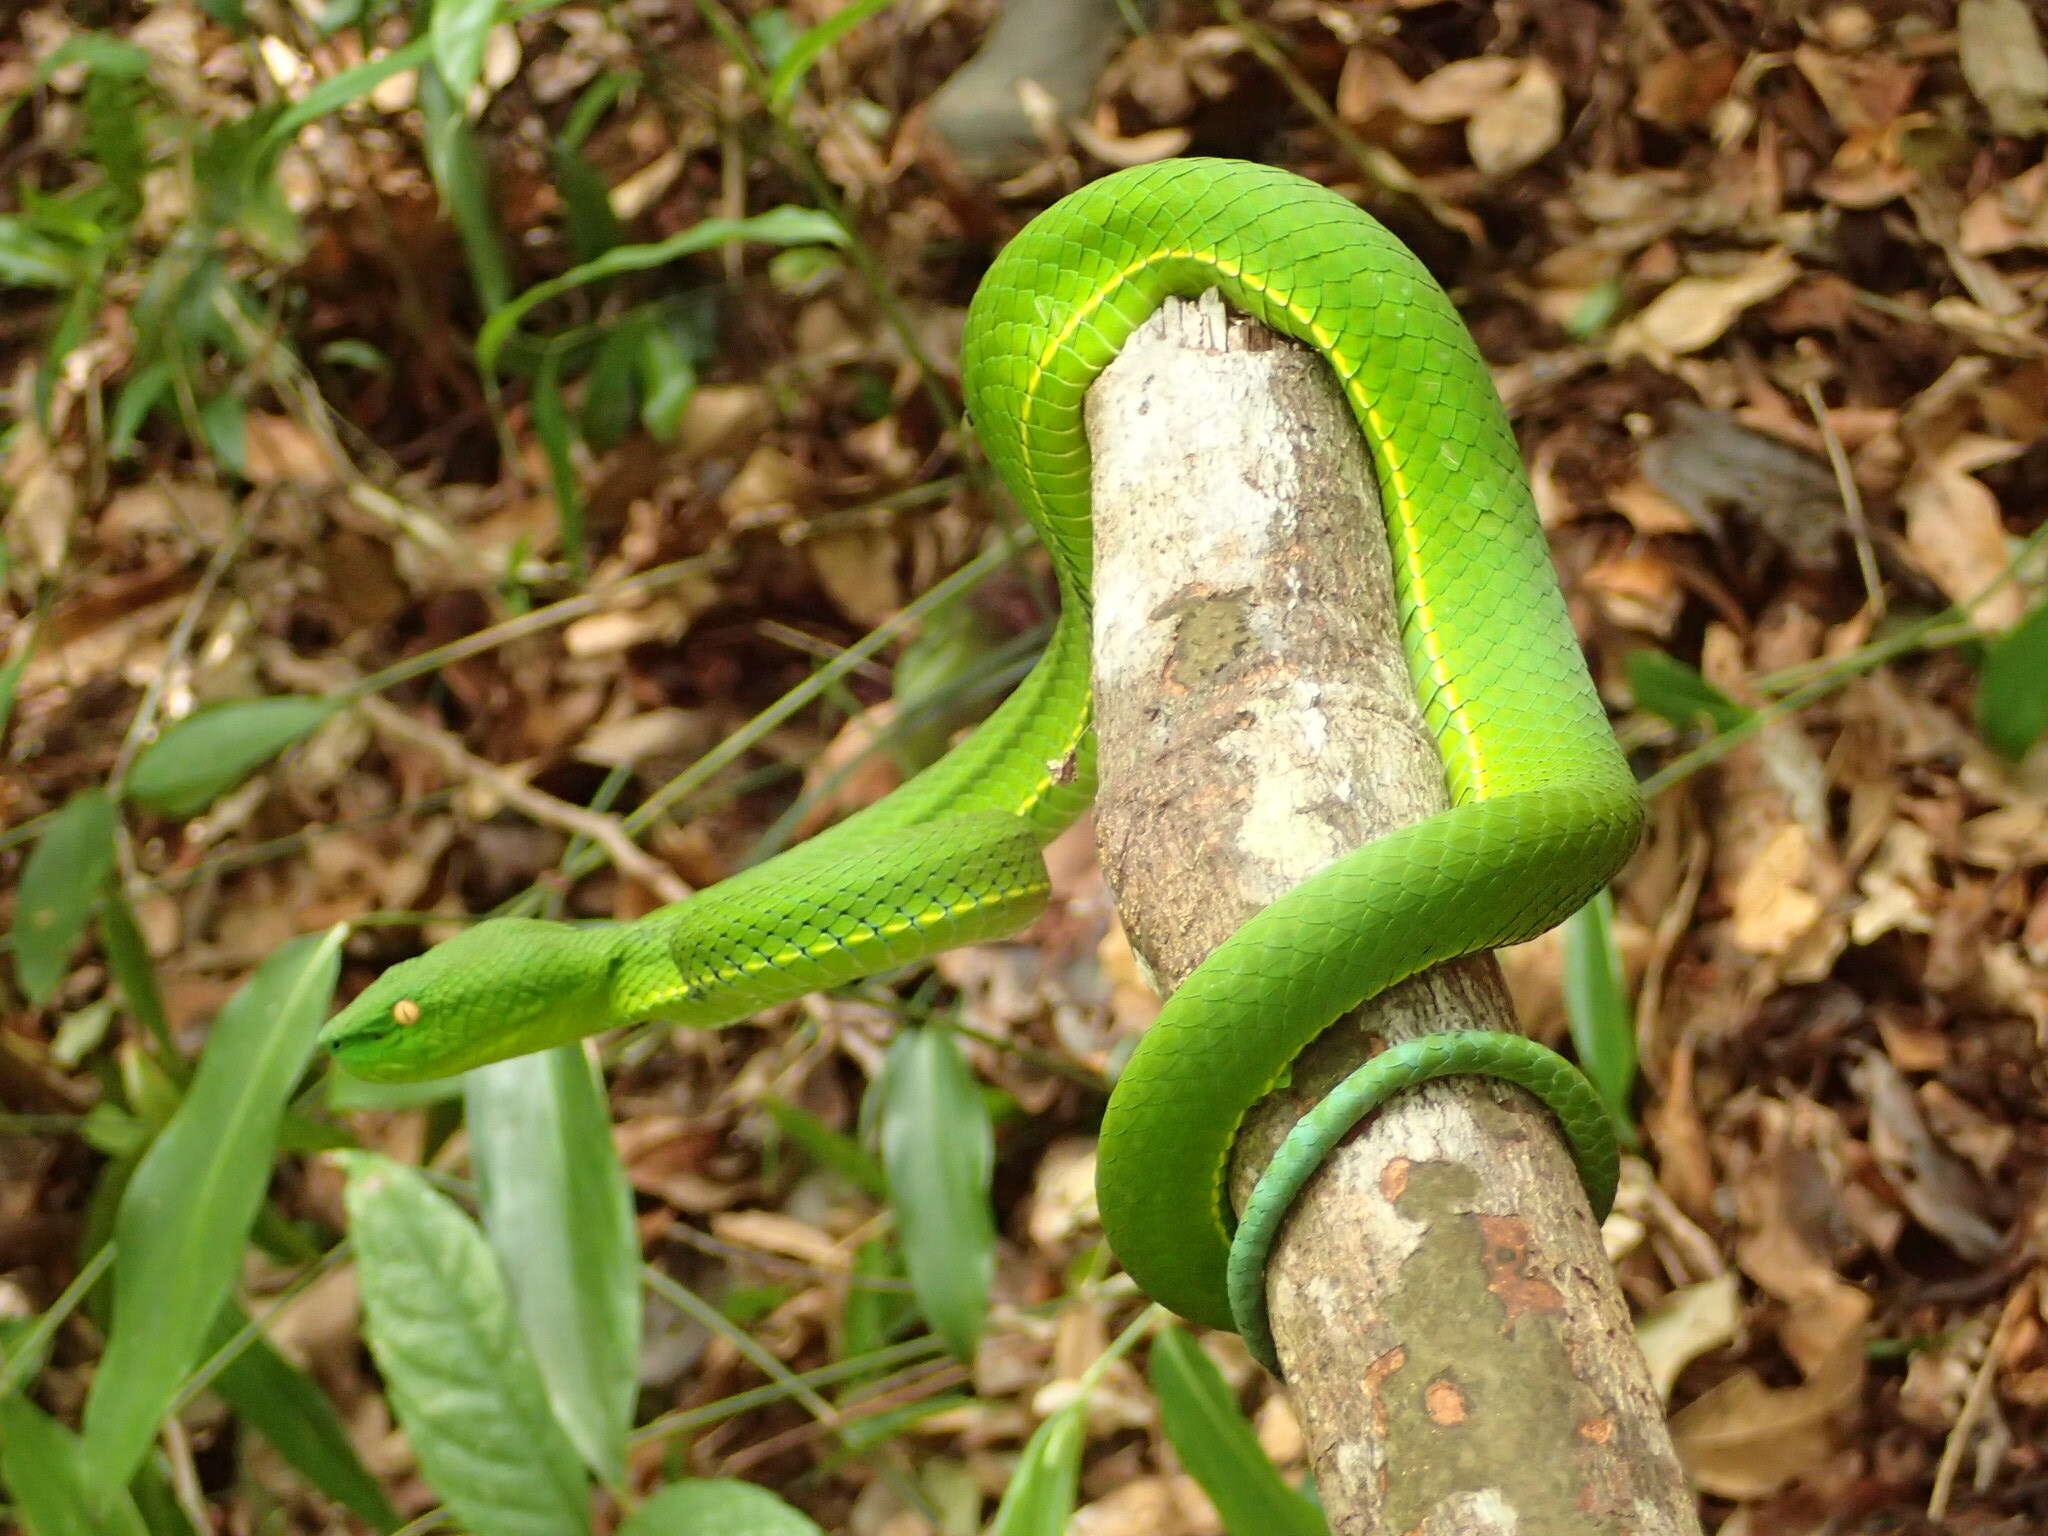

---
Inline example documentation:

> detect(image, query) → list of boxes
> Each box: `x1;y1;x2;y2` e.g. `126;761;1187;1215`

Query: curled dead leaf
1670;1338;1864;1499
1900;432;2028;630
1468;60;1563;177
1611;248;1800;365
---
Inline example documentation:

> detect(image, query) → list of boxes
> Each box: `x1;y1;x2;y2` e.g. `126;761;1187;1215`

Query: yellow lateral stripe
645;876;1053;1005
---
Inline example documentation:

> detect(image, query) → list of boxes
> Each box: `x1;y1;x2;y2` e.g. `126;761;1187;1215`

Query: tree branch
1086;293;1698;1534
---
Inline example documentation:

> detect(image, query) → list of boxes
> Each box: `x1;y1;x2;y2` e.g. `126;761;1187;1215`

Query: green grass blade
0;1394;149;1536
78;929;344;1490
761;1097;886;1197
1148;1327;1326;1536
529;347;587;579
419;62;513;313
208;1307;401;1532
764;0;898;109
615;1478;825;1535
429;0;500;100
475;207;846;377
125;697;338;818
465;1047;640;1489
96;883;173;1064
877;1027;995;1362
10;787;119;1005
339;1151;590;1536
984;1401;1085;1536
1561;887;1640;1149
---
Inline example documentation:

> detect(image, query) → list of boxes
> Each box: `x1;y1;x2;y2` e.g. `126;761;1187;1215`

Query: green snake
320;159;1643;1369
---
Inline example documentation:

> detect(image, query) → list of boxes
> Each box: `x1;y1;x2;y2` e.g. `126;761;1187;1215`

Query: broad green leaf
79;931;344;1490
339;1152;590;1536
125;696;339;817
878;1028;993;1361
477;207;846;377
208;1307;401;1532
748;9;801;69
108;360;175;455
983;1402;1085;1536
550;141;621;264
839;1237;912;1380
1561;888;1638;1148
616;1478;825;1536
466;1046;639;1488
11;788;119;1005
765;0;898;109
1150;1328;1325;1536
636;323;696;443
1978;599;2048;761
430;0;501;100
0;217;81;287
579;313;649;452
0;1395;148;1536
419;63;513;312
198;392;246;477
1625;650;1750;735
97;883;171;1062
128;1456;201;1536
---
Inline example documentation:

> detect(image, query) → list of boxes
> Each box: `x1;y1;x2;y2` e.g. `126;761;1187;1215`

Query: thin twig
1928;1271;2035;1521
1803;380;1884;620
356;696;692;903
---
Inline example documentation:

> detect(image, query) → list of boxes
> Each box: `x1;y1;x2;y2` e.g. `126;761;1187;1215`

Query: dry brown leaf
1398;56;1520;123
1899;432;2028;630
1635;1273;1742;1401
1670;1339;1864;1499
1605;475;1700;537
1468;60;1563;177
1848;1050;2004;1261
681;383;773;460
1634;44;1737;131
1731;1099;1874;1373
1612;248;1800;364
1069;113;1191;168
1638;404;1841;559
807;526;903;627
1960;162;2048;255
708;1209;850;1269
1959;0;2048;136
6;419;76;577
1850;821;1936;945
242;413;338;487
1582;547;1685;635
719;445;816;526
1728;823;1827;957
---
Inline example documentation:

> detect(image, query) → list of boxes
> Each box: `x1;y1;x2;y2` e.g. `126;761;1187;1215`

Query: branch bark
1086;293;1699;1535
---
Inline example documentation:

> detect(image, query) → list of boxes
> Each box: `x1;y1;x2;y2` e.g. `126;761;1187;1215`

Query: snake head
319;919;615;1082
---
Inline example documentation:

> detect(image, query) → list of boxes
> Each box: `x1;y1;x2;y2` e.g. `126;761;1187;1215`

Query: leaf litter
3;0;2048;1531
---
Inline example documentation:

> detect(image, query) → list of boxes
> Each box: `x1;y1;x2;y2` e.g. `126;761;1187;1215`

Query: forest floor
5;0;2048;1532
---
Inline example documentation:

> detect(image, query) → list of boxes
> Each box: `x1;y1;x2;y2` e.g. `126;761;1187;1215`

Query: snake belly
319;158;1642;1345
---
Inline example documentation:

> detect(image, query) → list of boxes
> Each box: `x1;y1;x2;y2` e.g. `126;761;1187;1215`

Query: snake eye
392;998;422;1027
